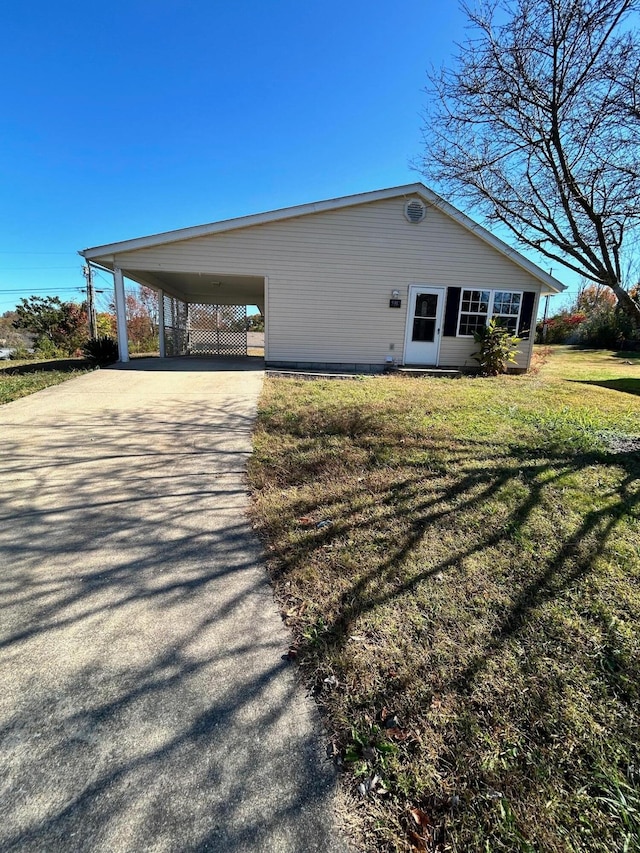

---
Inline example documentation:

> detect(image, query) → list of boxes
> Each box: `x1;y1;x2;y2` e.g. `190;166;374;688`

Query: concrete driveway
0;359;349;852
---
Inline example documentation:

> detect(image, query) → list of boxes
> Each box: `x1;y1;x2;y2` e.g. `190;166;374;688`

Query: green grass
0;362;91;404
249;346;640;853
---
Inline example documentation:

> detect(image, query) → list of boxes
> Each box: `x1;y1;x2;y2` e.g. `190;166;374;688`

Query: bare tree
420;0;640;326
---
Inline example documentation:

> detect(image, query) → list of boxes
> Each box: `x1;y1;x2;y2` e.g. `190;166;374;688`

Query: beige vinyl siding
114;196;545;368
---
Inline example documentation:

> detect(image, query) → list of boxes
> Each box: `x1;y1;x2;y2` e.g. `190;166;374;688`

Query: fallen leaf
386;727;409;741
410;807;433;828
407;829;428;852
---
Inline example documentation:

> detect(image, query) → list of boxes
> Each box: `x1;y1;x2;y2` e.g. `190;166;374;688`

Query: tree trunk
609;283;640;330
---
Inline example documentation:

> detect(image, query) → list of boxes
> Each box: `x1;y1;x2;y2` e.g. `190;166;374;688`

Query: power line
0;266;80;271
0;288;86;294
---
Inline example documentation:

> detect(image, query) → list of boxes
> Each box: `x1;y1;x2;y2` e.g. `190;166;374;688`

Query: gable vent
404;198;427;223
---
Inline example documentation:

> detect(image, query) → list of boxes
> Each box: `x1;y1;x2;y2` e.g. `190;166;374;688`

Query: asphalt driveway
0;358;349;852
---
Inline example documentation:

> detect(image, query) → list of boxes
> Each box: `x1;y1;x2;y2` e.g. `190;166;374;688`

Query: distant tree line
538;284;640;348
8;290;160;358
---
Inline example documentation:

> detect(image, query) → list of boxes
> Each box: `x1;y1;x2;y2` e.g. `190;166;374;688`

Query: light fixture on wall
391;289;400;298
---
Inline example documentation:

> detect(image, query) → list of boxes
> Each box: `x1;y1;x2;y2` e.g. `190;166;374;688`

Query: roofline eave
79;182;566;294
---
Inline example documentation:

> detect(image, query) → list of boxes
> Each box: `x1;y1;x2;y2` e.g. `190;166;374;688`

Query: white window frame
457;288;523;337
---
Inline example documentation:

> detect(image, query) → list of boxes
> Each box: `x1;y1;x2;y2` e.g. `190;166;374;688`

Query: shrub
82;336;119;366
536;312;586;344
129;334;159;354
472;319;521;375
34;339;69;359
576;306;638;349
8;346;35;361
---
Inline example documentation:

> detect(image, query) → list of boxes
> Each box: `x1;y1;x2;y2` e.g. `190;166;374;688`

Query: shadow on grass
0;358;91;375
252;392;640;849
611;348;640;359
571;377;640;396
274;442;639;671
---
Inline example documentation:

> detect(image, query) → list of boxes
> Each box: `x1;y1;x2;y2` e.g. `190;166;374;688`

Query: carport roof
80;182;566;294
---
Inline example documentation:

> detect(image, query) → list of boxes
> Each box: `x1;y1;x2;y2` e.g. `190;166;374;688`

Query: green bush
129;334;159;354
34;339;69;359
82;336;119;367
576;306;638;349
473;319;521;375
8;346;35;361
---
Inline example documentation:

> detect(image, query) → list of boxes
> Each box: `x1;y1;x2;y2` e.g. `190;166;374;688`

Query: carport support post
158;291;166;358
113;266;130;363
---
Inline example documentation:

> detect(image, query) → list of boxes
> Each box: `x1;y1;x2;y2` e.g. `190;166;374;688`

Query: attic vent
404;198;427;223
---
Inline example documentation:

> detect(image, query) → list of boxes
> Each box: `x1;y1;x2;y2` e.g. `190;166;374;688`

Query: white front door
404;286;445;365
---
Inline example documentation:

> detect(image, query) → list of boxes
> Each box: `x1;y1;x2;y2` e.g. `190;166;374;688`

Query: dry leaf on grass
407;829;428;852
409;807;433;828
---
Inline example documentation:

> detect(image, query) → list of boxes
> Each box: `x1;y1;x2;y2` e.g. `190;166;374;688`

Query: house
79;183;565;371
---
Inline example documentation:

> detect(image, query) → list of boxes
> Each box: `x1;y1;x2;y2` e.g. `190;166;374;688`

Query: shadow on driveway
0;367;348;853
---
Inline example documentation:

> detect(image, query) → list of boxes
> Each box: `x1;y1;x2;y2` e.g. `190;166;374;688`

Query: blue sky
0;1;573;316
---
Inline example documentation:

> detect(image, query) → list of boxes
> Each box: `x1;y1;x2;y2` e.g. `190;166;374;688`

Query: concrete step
390;367;463;378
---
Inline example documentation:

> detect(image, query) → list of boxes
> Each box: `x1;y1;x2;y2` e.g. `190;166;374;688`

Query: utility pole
542;294;550;342
83;263;98;338
541;268;553;343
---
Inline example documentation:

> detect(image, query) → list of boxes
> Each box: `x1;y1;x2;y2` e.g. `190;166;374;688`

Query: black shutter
518;291;536;338
443;287;461;336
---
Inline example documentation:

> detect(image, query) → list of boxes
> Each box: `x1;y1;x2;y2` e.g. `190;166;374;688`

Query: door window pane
413;317;436;342
415;293;437;318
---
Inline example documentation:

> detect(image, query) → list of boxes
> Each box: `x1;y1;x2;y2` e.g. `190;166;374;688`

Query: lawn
0;359;92;404
249;346;640;853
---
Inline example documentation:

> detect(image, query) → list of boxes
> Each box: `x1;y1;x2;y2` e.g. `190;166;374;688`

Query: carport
79;248;265;363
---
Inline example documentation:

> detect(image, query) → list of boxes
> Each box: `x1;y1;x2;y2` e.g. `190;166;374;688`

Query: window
457;289;522;336
458;289;490;336
492;291;521;333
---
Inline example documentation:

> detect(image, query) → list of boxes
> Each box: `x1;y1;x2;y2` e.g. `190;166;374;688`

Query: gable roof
80;182;566;293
